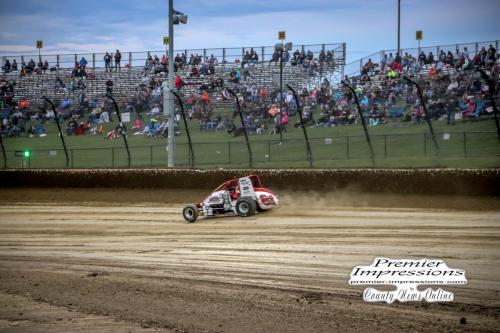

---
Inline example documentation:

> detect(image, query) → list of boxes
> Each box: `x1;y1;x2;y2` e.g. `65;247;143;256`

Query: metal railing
1;42;345;71
344;39;500;76
2;131;498;169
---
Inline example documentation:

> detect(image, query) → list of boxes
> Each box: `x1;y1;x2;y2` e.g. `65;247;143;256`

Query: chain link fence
2;131;498;169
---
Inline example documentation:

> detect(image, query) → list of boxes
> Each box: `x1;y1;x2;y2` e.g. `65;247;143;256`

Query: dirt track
0;189;499;332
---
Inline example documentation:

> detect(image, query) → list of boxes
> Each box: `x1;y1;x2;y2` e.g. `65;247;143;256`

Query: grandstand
0;42;344;107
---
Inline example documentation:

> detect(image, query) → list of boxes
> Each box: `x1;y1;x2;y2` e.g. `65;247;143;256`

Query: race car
182;175;279;223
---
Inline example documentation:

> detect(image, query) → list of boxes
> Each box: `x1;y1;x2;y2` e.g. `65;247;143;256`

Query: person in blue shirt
79;57;88;69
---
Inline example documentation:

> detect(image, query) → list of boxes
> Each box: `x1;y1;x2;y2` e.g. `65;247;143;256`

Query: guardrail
344;39;500;76
1;42;345;71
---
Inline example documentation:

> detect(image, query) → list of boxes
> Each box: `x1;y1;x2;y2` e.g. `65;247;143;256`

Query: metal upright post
342;81;375;164
227;88;253;168
171;90;195;168
107;94;131;167
43;96;70;168
403;76;439;151
476;68;500;141
287;84;313;167
0;129;6;169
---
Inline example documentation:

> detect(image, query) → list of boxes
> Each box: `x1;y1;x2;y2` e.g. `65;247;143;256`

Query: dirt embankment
1;168;499;195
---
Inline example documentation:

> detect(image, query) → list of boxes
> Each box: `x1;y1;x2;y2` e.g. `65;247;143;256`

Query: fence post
111;148;115;168
346;136;350;159
228;142;231;164
463;132;467;157
423;133;427;157
359;59;363;74
203;49;207;61
129;52;132;68
384;135;387;159
267;140;271;162
74;54;77;64
261;47;265;62
150;145;153;166
56;54;60;68
475;42;479;54
71;149;74;168
92;53;95;70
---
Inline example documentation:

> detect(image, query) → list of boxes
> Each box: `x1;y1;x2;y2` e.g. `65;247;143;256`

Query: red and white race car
182;175;279;223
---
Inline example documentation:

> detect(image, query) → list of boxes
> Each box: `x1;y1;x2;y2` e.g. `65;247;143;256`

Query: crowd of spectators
348;44;499;126
360;44;498;77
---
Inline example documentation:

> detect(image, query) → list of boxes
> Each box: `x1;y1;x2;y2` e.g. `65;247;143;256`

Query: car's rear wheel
182;204;198;223
236;197;256;217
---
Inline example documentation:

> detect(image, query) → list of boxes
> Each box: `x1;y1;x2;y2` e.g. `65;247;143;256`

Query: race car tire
182;204;198;223
236;197;256;217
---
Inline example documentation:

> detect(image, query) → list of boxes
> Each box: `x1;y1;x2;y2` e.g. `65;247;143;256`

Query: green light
23;150;31;158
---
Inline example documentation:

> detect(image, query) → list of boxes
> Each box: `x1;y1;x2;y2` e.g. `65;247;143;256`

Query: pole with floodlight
164;0;187;167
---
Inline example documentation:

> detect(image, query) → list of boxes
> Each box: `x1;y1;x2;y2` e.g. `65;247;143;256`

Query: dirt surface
0;189;499;332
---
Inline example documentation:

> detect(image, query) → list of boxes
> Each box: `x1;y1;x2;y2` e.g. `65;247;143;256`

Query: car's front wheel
235;197;256;217
182;204;198;223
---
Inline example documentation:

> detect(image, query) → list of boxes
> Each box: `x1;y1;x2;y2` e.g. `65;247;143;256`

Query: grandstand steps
3;60;342;114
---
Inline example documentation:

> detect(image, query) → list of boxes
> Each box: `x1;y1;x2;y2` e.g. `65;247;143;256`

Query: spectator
106;79;113;95
79;57;88;69
114;50;122;71
104;52;112;72
3;60;11;73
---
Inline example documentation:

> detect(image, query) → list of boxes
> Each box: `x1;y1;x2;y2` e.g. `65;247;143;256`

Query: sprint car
182;175;279;223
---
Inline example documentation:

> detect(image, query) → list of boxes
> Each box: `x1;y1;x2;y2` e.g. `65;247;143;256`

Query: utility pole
166;0;175;167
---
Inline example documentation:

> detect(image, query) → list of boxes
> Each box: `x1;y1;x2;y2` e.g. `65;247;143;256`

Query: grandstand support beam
171;90;195;168
0;127;6;169
43;96;70;168
342;81;375;165
106;94;131;168
403;76;440;151
167;0;175;167
287;84;313;168
227;88;253;168
476;68;500;141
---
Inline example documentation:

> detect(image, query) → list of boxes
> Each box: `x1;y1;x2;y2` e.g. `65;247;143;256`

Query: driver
227;184;240;200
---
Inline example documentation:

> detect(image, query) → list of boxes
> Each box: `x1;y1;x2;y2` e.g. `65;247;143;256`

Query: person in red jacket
175;75;185;90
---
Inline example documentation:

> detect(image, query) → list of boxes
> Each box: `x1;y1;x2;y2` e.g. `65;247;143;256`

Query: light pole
164;0;187;167
279;46;284;144
397;0;401;56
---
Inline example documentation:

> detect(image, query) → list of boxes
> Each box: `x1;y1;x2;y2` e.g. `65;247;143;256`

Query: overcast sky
0;0;499;62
